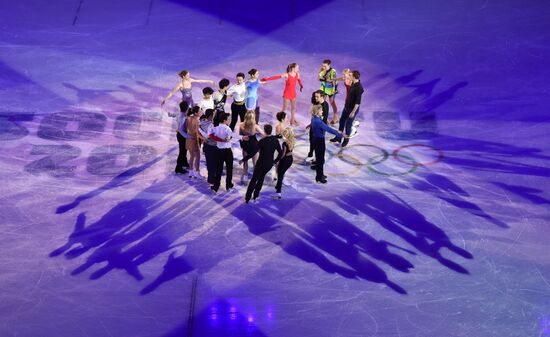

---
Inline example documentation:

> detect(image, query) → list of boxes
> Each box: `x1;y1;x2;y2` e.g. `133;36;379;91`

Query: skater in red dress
262;63;303;126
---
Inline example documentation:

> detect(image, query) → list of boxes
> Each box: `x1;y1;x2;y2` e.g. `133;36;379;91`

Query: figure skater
185;106;203;179
334;68;352;99
318;59;339;124
226;73;247;131
239;110;265;185
271;111;288;183
198;109;218;185
310;105;344;183
245;69;268;123
331;68;360;137
305;91;328;163
274;127;295;199
331;70;364;147
262;63;304;126
161;70;214;107
209;113;235;193
197;87;215;111
213;78;230;116
166;100;190;174
275;111;288;137
240;124;282;203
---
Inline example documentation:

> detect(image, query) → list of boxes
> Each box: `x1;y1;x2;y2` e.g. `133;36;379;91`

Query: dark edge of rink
186;276;199;337
72;0;84;26
145;0;154;26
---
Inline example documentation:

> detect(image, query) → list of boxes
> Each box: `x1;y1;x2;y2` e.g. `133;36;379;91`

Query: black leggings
246;164;272;201
308;128;314;157
229;102;246;131
275;156;293;193
313;137;326;179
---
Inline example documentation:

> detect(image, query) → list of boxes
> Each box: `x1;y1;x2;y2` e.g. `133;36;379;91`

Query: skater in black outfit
240;124;282;203
167;100;190;174
331;70;364;147
274;127;295;199
306;90;329;160
239;110;265;185
315;90;330;124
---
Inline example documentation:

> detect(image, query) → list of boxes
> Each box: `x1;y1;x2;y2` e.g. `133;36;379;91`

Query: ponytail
287;63;297;73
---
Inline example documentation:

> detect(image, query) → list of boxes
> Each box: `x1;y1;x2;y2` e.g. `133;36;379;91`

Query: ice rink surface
0;0;549;336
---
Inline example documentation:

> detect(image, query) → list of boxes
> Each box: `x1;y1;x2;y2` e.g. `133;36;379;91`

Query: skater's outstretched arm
189;78;214;84
161;82;182;106
261;74;283;82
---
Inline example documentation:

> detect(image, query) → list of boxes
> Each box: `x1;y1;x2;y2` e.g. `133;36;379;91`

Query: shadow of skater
375;69;424;94
62;82;134;110
335;189;473;275
392;78;441;110
118;83;168;109
231;198;412;294
140;252;193;295
54;176;245;294
419;81;468;111
53;179;187;275
363;72;391;88
56;147;175;214
492;182;550;205
50;197;161;259
434;134;550;178
388;172;509;228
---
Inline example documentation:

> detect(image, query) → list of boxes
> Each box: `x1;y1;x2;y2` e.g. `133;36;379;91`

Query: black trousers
254;105;261;124
213;148;234;191
203;143;218;184
246;163;272;201
338;106;355;136
275;156;293;193
229;102;246;131
176;132;189;169
308;128;314;157
313;137;326;179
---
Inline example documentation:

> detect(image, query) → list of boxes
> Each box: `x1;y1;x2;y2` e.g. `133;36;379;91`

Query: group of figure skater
161;59;364;203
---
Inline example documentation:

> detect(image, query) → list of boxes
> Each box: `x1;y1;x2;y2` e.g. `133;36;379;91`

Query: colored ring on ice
337;144;389;166
393;144;444;166
368;153;418;176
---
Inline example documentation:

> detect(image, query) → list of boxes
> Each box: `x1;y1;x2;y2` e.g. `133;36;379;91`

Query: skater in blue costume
245;68;268;122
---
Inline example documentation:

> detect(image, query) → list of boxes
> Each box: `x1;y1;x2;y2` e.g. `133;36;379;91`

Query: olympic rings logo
293;142;444;177
393;144;444;166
